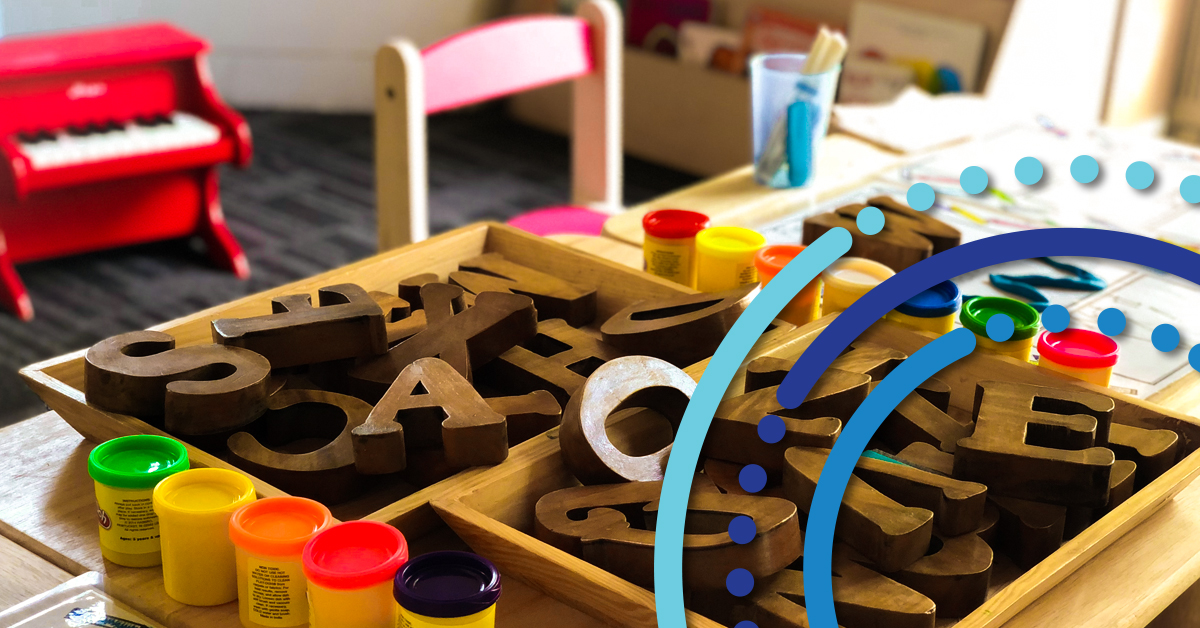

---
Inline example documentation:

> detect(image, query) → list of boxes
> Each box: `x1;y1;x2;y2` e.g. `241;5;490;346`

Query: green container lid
88;435;189;490
960;296;1040;341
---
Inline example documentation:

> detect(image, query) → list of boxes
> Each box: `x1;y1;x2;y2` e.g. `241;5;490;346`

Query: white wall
0;0;505;111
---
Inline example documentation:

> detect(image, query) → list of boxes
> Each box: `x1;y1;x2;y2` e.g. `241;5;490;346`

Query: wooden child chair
374;0;623;250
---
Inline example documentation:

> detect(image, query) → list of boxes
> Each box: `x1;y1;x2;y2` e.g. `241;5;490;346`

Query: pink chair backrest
422;16;594;114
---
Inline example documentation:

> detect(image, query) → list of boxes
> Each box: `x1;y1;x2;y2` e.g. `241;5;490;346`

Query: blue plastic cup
751;53;841;189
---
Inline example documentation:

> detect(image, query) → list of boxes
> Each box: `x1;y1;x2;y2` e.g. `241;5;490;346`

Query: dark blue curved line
804;328;977;628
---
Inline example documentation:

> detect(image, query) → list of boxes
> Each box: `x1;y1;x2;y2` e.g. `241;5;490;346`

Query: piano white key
14;112;222;170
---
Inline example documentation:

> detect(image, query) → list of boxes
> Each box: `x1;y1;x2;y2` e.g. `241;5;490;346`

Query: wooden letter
878;386;971;454
369;291;426;345
1109;423;1179;488
990;496;1066;568
560;356;694;484
895;442;955;476
600;285;756;367
744;340;908;392
480;318;626;405
227;389;371;503
212;284;387;368
854;455;987;536
486;390;562;445
85;331;272;436
954;381;1116;507
704;371;865;470
802;196;962;271
1065;459;1138;537
534;481;801;590
352;358;558;473
784;447;933;572
888;532;992;618
734;547;935;628
450;253;597;326
347;283;537;401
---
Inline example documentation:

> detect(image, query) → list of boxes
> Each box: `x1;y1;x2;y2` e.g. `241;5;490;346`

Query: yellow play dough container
154;468;256;606
694;226;766;292
395;551;501;628
754;245;821;327
884;280;961;336
303;521;409;628
642;209;710;288
1036;329;1120;386
88;435;189;568
820;257;895;315
959;296;1041;362
231;497;333;628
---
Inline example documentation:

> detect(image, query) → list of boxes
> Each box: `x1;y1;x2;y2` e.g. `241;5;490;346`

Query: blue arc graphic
655;228;1200;628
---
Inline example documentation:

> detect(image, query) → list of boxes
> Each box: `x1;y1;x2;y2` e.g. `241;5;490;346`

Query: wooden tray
424;316;1200;628
14;223;799;627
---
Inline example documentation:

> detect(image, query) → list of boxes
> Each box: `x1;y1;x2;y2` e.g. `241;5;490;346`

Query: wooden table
2;216;1200;626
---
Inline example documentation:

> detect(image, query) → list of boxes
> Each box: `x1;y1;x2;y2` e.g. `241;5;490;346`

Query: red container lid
643;209;710;240
1038;329;1119;369
302;521;409;590
230;497;332;558
754;245;806;282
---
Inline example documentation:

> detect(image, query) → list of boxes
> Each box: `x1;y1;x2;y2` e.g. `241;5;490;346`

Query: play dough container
820;257;895;315
303;521;409;628
231;497;333;628
960;296;1041;361
88;435;189;568
154;468;256;606
694;226;766;292
1037;328;1120;386
642;209;710;288
886;280;962;336
395;551;502;628
754;244;821;326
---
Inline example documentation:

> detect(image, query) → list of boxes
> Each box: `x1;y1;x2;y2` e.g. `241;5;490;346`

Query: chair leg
0;232;32;321
196;167;250;280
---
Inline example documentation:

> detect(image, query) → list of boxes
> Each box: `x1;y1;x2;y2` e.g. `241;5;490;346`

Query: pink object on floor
505;206;609;236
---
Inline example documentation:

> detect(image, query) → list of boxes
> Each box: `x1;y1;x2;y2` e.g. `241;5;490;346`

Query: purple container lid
394;551;502;619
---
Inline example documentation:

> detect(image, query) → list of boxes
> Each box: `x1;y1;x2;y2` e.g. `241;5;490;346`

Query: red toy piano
0;22;252;321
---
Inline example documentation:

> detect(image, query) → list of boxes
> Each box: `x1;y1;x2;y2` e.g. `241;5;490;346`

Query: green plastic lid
960;296;1040;341
88;435;189;490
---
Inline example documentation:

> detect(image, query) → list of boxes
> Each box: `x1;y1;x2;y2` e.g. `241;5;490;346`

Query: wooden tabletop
3;223;1200;626
601;133;901;246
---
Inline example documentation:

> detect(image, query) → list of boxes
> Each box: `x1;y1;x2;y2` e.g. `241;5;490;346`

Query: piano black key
103;120;125;132
36;130;57;142
67;125;94;137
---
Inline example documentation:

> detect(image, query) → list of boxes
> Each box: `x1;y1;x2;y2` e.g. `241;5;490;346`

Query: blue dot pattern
907;183;935;211
1042;304;1070;333
1126;161;1155;190
758;415;785;444
735;622;759;628
985;313;1015;342
1182;175;1200;204
739;464;768;493
1071;155;1099;183
727;568;755;597
960;166;988;194
728;515;756;545
1152;324;1180;352
1098;308;1126;336
857;206;885;235
1015;157;1043;185
1191;345;1200;372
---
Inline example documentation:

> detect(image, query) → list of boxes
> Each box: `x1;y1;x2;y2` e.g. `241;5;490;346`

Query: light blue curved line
653;227;852;627
805;327;978;628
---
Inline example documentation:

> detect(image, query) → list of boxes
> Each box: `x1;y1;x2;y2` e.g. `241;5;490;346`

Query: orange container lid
230;496;333;557
754;244;806;282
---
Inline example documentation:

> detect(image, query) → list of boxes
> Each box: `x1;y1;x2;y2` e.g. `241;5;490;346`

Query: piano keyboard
14;112;222;170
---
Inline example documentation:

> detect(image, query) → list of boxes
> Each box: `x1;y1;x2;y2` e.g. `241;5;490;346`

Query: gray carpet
0;106;698;425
